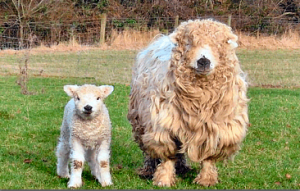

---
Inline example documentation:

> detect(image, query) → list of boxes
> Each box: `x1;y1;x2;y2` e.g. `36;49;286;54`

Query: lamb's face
170;19;239;76
64;84;114;120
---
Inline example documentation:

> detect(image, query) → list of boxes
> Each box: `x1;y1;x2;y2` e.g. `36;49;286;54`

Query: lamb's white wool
56;84;114;188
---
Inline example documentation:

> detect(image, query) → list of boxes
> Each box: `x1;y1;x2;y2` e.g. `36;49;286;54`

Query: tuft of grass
1;76;300;189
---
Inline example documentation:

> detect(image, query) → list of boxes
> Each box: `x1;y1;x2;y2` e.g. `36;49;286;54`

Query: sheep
56;84;114;188
127;19;249;187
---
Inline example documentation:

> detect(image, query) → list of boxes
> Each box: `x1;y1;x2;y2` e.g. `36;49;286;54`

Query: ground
0;49;300;189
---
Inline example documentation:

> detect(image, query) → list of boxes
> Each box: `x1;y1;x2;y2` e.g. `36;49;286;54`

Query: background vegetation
1;0;300;49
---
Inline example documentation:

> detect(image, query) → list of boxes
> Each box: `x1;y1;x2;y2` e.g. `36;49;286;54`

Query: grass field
1;49;300;87
1;49;300;189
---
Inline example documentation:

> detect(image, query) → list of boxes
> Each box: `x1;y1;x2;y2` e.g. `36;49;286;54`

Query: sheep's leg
138;153;190;179
56;139;70;178
193;159;218;187
95;140;113;187
68;139;85;188
137;154;160;179
153;159;176;187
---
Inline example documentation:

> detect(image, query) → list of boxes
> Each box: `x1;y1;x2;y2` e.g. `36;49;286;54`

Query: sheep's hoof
153;165;176;187
193;173;218;187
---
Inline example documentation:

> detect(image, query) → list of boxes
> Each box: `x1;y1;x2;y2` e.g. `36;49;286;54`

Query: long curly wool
128;19;249;186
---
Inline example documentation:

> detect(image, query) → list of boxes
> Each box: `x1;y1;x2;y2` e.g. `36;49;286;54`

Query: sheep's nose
197;56;211;68
84;105;93;111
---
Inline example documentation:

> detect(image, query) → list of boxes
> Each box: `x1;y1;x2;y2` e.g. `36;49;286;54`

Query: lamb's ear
99;85;114;98
64;85;79;97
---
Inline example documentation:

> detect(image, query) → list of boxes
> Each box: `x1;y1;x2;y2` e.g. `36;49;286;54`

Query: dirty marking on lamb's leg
73;160;83;170
100;161;108;168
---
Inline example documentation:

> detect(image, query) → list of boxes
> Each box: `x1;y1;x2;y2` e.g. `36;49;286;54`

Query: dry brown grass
107;29;161;50
0;29;299;56
238;30;300;50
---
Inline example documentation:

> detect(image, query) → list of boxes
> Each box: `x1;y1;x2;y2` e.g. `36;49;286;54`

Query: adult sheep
127;19;249;187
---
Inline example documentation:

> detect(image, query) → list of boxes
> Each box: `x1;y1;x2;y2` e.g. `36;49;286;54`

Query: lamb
127;19;249;187
56;84;114;188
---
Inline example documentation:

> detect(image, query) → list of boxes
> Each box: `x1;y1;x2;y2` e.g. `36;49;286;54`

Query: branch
273;12;296;19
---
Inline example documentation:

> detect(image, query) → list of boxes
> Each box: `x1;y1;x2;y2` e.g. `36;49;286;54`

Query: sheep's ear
227;39;238;49
64;85;79;97
227;34;239;49
99;85;114;98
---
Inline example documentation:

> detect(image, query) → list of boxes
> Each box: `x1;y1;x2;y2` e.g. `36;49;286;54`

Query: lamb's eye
97;97;100;100
77;97;80;101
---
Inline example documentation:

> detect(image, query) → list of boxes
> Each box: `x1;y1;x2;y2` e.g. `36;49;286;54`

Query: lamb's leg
153;159;176;187
95;140;113;187
68;139;85;188
86;149;98;178
193;159;218;187
56;138;70;178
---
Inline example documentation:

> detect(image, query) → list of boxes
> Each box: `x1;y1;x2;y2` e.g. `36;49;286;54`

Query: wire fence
1;15;300;49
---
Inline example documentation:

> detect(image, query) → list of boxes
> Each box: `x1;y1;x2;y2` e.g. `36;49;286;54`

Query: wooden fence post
100;13;107;45
175;15;179;29
227;14;232;27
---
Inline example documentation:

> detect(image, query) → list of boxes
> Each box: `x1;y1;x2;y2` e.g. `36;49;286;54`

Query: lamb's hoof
101;180;113;187
193;174;218;187
57;173;70;179
67;179;82;188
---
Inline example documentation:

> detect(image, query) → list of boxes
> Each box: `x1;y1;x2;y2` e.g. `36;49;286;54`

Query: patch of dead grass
238;30;300;50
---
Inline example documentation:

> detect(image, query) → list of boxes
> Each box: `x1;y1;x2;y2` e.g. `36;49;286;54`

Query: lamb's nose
197;56;211;68
84;105;92;111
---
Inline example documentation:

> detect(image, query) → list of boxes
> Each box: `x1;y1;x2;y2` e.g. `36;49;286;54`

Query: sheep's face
190;45;217;75
169;19;238;76
64;84;114;120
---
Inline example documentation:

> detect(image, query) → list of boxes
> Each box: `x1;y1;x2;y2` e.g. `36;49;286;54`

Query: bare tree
3;0;57;48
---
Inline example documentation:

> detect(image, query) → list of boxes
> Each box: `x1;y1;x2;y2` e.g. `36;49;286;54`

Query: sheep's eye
77;97;80;101
97;97;100;100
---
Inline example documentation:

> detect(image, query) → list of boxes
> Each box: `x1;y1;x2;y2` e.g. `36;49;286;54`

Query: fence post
227;14;232;27
175;15;179;29
100;13;107;45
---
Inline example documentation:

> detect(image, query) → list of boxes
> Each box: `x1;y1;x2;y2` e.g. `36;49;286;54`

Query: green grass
1;49;300;86
1;76;300;189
